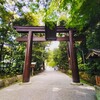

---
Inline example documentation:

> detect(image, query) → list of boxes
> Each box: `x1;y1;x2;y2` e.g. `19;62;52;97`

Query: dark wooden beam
14;26;76;33
16;36;68;42
69;30;80;83
16;35;85;42
23;31;33;82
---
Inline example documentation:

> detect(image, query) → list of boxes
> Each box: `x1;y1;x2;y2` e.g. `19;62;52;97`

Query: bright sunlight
47;41;59;51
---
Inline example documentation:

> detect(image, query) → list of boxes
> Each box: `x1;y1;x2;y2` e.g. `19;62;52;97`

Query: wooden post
23;31;33;82
69;30;80;83
43;61;45;70
67;42;71;69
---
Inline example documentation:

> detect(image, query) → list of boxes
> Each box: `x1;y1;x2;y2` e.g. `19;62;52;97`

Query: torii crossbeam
14;26;85;83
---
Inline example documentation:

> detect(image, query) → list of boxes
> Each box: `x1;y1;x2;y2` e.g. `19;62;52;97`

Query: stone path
0;67;96;100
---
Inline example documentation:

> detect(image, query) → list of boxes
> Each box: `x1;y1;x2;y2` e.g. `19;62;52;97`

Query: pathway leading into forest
0;67;96;100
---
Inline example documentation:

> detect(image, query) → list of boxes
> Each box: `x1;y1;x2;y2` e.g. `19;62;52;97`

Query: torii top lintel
14;26;85;42
14;26;76;33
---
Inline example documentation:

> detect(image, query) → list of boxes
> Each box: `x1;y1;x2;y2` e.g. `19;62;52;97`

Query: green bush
86;59;100;76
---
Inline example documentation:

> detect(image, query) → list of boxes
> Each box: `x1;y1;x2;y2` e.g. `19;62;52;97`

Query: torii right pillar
69;30;80;83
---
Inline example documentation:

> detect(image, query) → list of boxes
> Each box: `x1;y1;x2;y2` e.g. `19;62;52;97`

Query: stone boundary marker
0;75;22;88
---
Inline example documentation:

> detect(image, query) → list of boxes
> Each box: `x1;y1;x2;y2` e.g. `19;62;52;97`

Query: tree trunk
0;43;4;61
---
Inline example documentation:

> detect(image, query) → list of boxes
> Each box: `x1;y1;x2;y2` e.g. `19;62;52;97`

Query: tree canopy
0;0;100;77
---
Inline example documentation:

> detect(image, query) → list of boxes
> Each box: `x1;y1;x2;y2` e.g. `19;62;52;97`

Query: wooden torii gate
14;26;85;83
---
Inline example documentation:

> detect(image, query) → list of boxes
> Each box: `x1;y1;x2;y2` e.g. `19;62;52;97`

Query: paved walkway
0;67;96;100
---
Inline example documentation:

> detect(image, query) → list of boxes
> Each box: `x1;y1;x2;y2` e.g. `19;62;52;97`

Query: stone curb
0;75;22;88
94;85;100;100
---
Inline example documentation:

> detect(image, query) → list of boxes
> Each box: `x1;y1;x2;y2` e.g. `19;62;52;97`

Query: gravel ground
0;67;96;100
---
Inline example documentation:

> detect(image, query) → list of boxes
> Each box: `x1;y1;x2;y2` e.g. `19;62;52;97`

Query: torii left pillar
23;31;33;82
